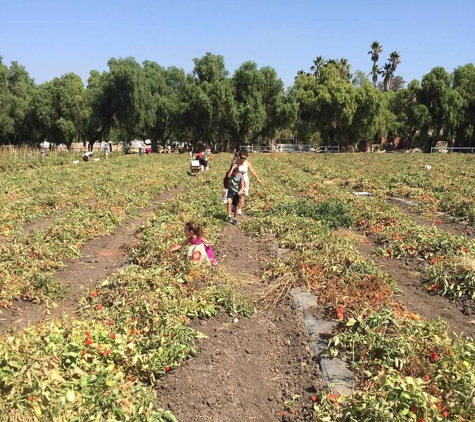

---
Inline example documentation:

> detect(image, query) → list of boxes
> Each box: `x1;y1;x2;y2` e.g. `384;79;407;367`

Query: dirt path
335;229;475;338
388;198;473;237
156;226;323;422
0;187;182;333
23;208;71;234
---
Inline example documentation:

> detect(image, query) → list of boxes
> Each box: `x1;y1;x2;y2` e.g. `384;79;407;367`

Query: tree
99;57;156;148
0;57;15;143
419;67;464;151
83;69;107;147
295;65;357;146
368;41;383;88
453;63;475;147
389;75;406;91
295;69;309;79
371;64;381;88
389;51;401;73
142;60;174;150
352;70;371;88
381;63;393;92
310;56;326;78
377;75;406;91
31;73;87;146
160;66;189;145
259;67;297;143
376;50;402;92
184;52;237;151
327;58;352;80
388;80;430;148
350;81;384;145
232;61;266;146
6;61;36;145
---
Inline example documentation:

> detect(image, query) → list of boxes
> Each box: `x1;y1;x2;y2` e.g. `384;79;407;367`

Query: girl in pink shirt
171;222;218;265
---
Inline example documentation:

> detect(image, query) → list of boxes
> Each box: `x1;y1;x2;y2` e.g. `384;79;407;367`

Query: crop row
238;154;474;422
0;155;184;237
1;152;474;421
272;154;475;303
0;154;253;421
282;153;475;222
0;155;190;304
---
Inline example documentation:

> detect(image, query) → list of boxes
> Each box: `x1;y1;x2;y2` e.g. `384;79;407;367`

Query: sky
1;0;474;88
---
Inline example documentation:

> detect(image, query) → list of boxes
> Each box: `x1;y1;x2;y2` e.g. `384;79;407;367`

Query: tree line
1;45;474;152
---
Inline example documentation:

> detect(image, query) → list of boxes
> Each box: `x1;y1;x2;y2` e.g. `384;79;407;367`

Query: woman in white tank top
235;149;262;215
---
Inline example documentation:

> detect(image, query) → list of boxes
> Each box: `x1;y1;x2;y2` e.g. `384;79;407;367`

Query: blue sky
1;0;474;88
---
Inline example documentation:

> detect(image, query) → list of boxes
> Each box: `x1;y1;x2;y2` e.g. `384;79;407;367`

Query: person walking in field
235;149;262;215
225;163;245;225
186;142;193;158
103;143;109;160
171;222;218;265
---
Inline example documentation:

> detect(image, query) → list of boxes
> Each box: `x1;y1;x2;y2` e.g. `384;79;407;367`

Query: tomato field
0;152;474;422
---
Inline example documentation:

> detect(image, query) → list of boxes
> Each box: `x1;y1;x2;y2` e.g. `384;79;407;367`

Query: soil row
0;187;182;333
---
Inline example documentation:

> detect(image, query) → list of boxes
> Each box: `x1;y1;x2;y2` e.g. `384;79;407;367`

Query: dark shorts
195;155;207;166
227;189;241;207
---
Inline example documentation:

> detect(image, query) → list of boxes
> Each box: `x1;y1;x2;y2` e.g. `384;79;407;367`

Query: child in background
196;148;211;171
226;163;245;225
222;154;240;203
171;222;218;265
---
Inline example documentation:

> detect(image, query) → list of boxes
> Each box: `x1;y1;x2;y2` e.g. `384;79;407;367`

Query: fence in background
240;144;340;153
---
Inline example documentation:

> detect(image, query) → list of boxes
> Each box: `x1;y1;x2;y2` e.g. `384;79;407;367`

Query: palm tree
389;51;401;72
381;62;393;92
294;69;307;80
371;64;380;87
368;41;383;88
324;58;351;80
310;56;326;78
337;58;352;80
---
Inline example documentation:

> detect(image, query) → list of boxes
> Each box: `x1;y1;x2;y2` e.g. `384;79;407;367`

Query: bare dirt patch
156;226;324;422
23;210;67;234
336;229;475;338
0;187;182;333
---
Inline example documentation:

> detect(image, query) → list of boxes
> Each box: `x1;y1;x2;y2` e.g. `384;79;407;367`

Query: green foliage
419;67;464;149
0;154;261;421
272;198;353;229
295;65;357;144
2;51;475;150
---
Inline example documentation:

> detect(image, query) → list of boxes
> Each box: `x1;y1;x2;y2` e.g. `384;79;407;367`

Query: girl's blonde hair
185;222;204;237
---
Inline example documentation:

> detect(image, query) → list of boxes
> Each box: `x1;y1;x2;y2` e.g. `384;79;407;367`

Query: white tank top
238;160;248;176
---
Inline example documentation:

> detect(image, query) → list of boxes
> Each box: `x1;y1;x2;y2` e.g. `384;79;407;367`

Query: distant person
187;142;193;158
235;149;262;215
83;151;93;162
171;222;218;265
103;143;109;160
